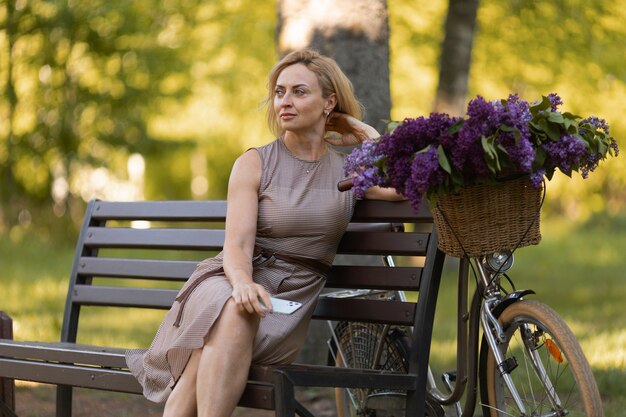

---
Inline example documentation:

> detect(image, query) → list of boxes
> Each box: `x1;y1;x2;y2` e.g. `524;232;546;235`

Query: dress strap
254;246;331;276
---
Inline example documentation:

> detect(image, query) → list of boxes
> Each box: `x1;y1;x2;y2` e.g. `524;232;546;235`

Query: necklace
302;159;321;174
280;137;328;174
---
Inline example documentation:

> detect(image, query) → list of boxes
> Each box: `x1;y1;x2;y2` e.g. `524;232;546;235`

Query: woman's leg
162;348;202;417
196;298;260;417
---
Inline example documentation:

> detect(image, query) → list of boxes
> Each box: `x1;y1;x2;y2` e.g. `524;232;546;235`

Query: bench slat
83;228;429;256
78;257;198;280
90;200;432;223
312;298;416;325
72;286;416;326
91;200;228;221
0;357;142;393
0;340;127;369
84;228;225;250
350;199;432;223
326;265;421;290
0;356;275;409
276;364;418;390
78;259;422;290
73;286;176;309
337;231;430;256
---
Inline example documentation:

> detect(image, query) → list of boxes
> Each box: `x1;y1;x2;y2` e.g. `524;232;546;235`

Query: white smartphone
260;297;303;315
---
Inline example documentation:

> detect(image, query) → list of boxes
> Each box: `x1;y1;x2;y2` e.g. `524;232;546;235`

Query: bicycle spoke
479;402;518;417
481;300;603;417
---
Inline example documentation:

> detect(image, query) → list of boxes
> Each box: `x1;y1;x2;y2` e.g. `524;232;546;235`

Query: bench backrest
63;199;444;372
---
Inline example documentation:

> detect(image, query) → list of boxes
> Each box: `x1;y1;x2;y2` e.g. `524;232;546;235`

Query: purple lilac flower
541;134;587;175
345;92;619;209
453;96;495;173
376;114;459;195
351;167;380;198
343;139;386;198
455;94;534;177
530;168;546;189
377;117;431;194
577;116;620;176
497;94;534;172
581;116;620;157
404;146;446;210
547;93;563;111
582;115;610;134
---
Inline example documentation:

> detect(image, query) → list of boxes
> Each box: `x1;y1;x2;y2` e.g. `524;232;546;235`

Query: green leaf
533;148;546;170
450;170;464;187
538;119;561;141
562;112;581;120
448;119;464;134
481;135;501;173
530;96;552;115
386;120;401;133
547;112;564;123
437;145;452;174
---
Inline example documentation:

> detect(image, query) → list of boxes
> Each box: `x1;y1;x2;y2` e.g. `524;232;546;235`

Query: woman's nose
279;92;292;106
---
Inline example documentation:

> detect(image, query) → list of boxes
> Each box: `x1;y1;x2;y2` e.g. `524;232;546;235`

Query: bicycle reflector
484;251;514;273
545;338;564;363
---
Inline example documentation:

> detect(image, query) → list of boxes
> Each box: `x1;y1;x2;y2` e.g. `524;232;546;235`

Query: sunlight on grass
582;327;626;369
76;307;168;348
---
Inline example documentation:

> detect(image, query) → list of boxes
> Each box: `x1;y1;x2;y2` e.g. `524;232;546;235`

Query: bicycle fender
491;289;535;318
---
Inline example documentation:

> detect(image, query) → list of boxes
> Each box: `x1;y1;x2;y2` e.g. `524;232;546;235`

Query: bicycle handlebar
337;177;354;192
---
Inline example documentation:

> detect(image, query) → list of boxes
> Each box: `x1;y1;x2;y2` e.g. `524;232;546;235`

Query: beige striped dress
126;138;356;403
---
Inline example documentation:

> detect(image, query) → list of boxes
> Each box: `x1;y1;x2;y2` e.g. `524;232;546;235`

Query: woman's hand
324;112;379;147
231;281;273;317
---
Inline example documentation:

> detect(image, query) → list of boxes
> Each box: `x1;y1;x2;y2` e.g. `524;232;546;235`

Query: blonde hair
265;49;363;137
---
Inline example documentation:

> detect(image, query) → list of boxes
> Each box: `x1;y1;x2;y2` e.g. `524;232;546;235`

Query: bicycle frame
326;252;556;417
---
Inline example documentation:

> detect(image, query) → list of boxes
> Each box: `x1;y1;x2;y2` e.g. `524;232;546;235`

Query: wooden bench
0;198;445;417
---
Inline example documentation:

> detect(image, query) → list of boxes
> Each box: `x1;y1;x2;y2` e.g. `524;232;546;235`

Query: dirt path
14;383;338;417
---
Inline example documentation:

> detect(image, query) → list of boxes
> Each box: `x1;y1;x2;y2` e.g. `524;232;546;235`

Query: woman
126;48;402;417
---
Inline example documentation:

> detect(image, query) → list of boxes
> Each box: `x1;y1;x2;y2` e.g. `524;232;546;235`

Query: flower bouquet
345;93;620;257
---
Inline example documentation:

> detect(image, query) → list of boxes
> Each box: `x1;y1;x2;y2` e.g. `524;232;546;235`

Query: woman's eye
275;90;284;98
294;89;305;95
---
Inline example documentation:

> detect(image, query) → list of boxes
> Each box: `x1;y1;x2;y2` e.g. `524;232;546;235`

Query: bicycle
328;180;603;416
325;250;603;417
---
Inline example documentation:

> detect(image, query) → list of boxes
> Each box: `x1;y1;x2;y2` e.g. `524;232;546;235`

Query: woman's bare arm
364;186;406;201
223;149;272;316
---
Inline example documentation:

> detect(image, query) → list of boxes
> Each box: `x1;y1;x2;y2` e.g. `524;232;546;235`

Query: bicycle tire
479;299;603;417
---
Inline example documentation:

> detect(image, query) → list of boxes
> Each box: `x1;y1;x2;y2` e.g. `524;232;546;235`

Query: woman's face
273;63;334;135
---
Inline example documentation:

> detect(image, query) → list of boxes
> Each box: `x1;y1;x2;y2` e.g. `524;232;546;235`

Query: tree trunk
434;0;480;116
1;0;18;230
277;0;391;133
276;0;391;365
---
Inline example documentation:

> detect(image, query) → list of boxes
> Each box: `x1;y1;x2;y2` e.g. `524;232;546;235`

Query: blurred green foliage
1;0;624;240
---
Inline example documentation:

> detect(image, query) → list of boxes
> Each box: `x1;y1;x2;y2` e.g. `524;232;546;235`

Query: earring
324;110;329;117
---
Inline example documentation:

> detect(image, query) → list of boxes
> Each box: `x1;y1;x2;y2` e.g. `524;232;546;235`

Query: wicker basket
431;176;542;258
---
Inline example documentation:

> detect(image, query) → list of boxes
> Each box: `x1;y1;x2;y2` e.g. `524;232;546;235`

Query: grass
1;218;625;415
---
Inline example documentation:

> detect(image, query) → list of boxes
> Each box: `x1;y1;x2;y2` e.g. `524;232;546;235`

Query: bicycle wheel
334;323;410;417
480;299;603;417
